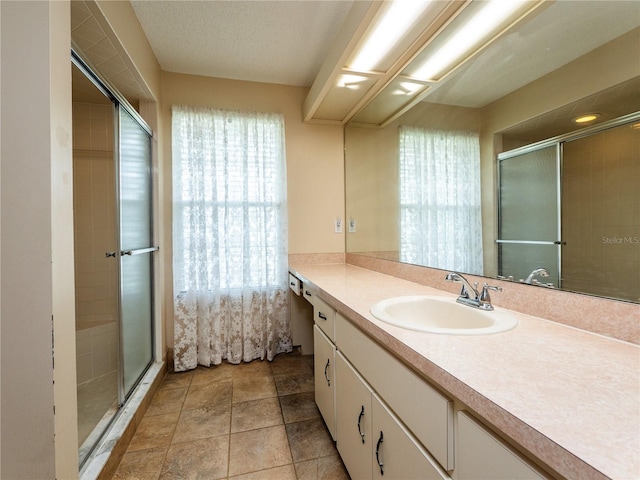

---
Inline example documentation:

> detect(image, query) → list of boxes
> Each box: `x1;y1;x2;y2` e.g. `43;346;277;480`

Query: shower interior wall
72;101;119;386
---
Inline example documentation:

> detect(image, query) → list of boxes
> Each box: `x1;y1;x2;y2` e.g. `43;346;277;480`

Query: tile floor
111;353;350;479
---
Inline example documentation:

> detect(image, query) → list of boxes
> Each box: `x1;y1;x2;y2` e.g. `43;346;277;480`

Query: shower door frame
72;50;157;466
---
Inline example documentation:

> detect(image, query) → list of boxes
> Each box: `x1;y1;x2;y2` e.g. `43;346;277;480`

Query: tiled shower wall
562;123;640;302
73;102;119;384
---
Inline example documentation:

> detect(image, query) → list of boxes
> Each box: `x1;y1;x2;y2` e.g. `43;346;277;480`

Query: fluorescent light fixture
574;114;600;124
412;0;530;81
349;0;432;72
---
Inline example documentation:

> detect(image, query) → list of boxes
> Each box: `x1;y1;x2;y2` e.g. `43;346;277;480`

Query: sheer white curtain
172;105;291;371
399;126;483;274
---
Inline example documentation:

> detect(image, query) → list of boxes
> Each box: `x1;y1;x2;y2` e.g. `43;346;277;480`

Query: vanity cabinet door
314;325;336;439
336;352;373;480
456;411;546;480
372;394;449;480
336;313;454;470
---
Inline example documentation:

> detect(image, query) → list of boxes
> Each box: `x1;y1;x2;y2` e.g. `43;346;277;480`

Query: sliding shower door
118;106;156;397
497;145;561;286
73;52;156;468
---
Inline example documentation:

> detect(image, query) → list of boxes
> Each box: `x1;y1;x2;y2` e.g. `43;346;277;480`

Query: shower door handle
120;246;159;256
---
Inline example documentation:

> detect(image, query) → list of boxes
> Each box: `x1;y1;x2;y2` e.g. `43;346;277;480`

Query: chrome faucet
445;272;502;310
523;267;549;285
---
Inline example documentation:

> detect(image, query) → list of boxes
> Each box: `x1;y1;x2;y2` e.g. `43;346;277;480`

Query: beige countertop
289;263;640;480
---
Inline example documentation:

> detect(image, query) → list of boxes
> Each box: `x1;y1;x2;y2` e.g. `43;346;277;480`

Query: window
172;106;288;292
399;126;483;274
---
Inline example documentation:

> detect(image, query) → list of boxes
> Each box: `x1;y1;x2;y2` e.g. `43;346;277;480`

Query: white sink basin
370;295;518;335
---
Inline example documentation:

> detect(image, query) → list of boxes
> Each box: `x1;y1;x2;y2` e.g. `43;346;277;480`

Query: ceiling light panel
404;0;541;82
346;0;453;74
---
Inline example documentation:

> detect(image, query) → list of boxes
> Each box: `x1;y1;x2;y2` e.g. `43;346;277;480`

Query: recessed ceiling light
573;114;601;124
337;74;368;89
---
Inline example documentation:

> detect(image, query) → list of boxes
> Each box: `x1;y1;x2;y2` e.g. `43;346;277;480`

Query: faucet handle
479;283;502;310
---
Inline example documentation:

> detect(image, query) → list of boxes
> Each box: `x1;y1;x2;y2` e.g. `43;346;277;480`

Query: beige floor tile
286;418;337;463
145;387;188;417
159;436;229;480
160;370;194;390
228;425;292;477
127;412;180;452
295;454;350;480
270;354;313;377
228;463;297;480
231;397;283;433
183;380;232;410
190;362;234;386
172;403;231;444
232;376;277;404
279;392;321;424
274;372;315;396
112;446;168;480
232;359;274;380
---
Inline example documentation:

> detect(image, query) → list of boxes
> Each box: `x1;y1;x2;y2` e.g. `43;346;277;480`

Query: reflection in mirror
345;1;640;303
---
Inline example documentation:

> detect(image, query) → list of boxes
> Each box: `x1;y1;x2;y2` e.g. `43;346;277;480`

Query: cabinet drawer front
457;411;546;480
313;325;336;440
336;352;373;480
288;273;301;295
314;296;335;341
336;313;454;471
372;394;450;480
302;284;315;305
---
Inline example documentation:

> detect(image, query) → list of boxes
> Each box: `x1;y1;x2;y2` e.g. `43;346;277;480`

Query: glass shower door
118;106;156;397
497;145;561;287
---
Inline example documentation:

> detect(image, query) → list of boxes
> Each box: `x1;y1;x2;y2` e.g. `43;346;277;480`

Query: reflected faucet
523;267;549;285
445;272;502;310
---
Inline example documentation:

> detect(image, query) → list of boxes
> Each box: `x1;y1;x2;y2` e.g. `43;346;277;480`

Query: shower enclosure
497;114;640;301
72;54;156;466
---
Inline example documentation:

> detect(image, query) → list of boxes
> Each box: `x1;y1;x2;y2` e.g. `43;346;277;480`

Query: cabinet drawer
457;411;546;480
302;284;315;305
288;273;301;295
336;313;454;471
314;296;335;341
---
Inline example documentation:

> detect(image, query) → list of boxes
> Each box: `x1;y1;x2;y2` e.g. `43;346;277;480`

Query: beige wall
160;71;345;348
1;1;78;477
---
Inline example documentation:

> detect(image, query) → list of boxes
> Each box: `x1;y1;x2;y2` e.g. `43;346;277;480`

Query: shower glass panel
497;145;561;286
118;106;154;396
72;63;120;463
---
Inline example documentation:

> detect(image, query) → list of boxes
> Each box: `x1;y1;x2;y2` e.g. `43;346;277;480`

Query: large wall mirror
345;1;640;303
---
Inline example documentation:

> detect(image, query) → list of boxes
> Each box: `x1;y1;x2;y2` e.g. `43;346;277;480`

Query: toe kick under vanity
288;263;639;480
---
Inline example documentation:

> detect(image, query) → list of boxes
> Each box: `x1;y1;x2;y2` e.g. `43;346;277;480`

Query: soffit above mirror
304;0;640;128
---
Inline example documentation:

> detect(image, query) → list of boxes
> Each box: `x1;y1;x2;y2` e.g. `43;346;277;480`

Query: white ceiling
130;0;354;87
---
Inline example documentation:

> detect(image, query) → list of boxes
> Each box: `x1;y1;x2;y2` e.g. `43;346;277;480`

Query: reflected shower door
118;106;155;397
497;145;561;286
